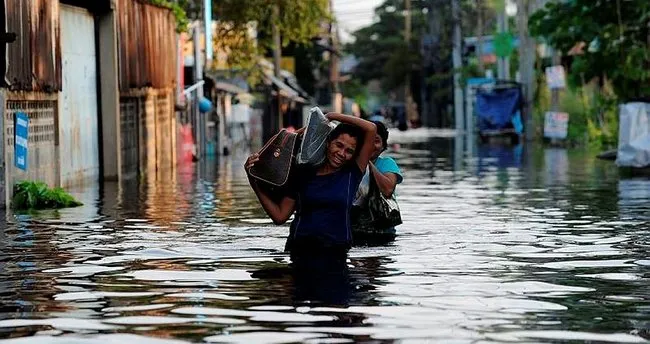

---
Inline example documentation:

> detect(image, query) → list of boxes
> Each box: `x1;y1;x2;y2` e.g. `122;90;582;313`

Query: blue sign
14;112;29;171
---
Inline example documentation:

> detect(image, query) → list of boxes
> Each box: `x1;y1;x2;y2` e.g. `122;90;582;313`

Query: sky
332;0;384;43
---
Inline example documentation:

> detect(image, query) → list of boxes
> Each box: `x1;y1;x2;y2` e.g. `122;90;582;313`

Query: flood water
1;131;650;343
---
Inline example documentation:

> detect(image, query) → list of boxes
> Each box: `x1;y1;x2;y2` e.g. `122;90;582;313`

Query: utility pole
550;51;561;111
428;0;443;128
330;0;342;113
452;0;464;132
476;0;484;73
193;24;204;158
404;0;417;125
204;0;212;63
497;6;510;80
517;0;548;140
272;3;283;129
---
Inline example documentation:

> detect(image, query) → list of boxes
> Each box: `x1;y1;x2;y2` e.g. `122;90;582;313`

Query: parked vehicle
475;80;525;144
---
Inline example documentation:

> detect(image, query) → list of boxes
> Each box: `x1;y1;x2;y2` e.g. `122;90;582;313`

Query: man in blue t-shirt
352;121;403;245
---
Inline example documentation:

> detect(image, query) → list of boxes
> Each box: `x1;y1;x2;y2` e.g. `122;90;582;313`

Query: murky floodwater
1;131;650;343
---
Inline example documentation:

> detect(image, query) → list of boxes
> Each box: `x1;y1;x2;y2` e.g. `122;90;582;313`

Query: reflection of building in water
544;148;569;185
618;179;650;220
214;156;260;221
247;255;396;309
0;219;74;322
477;143;523;172
63;184;102;221
474;143;524;194
143;163;186;225
214;158;236;219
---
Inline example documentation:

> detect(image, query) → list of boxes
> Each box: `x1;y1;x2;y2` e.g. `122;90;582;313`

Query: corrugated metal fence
6;0;61;92
2;0;178;196
117;0;177;90
117;0;177;177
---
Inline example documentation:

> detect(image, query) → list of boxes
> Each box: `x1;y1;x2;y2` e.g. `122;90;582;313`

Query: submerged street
1;131;649;343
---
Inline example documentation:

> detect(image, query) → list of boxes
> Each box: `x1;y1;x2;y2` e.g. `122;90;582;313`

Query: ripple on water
0;318;117;331
121;269;252;281
0;334;188;344
102;304;175;312
102;316;246;325
53;291;163;301
165;292;249;301
43;265;125;277
203;332;327;344
172;307;336;323
487;330;648;343
1;141;649;344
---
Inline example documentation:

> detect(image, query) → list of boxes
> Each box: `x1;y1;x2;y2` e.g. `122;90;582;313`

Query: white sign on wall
545;65;566;89
544;111;569;139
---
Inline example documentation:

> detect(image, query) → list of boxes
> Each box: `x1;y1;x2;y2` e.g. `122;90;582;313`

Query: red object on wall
179;124;196;163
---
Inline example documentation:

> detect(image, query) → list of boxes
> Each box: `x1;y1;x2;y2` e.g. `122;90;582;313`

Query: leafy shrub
12;181;83;210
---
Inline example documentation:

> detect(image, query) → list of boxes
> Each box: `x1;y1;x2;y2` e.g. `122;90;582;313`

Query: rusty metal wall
5;0;61;92
121;88;176;178
155;90;174;171
116;0;177;91
142;92;157;176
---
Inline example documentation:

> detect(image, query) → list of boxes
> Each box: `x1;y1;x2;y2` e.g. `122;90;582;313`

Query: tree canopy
529;0;650;101
179;0;330;80
345;0;428;91
345;0;497;126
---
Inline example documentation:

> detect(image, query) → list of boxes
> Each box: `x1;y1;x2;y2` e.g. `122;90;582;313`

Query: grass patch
12;181;83;210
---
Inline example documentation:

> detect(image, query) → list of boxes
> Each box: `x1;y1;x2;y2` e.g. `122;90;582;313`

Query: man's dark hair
373;121;389;151
327;123;363;144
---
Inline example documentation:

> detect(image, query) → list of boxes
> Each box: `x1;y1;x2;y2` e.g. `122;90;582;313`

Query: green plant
529;0;650;101
534;75;619;148
149;0;189;32
12;181;83;210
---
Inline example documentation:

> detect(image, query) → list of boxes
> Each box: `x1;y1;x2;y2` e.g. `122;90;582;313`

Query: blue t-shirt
353;156;403;206
287;164;364;250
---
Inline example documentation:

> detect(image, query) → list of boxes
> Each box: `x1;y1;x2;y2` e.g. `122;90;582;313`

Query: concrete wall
0;92;4;209
3;93;60;205
59;5;100;187
1;0;177;207
98;6;121;181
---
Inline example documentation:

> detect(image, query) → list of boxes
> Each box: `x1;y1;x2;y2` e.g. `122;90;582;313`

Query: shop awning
268;75;307;103
214;81;248;94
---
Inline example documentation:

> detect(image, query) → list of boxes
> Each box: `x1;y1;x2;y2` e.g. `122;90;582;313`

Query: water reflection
0;133;649;343
619;178;650;220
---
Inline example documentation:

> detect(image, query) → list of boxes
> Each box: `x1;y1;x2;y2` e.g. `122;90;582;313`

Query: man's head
371;121;389;159
325;123;363;170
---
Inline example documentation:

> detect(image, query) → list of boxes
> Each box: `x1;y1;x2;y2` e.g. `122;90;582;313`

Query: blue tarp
476;88;521;132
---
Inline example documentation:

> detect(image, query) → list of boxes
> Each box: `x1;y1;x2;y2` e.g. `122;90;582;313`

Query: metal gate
59;5;100;186
119;97;141;179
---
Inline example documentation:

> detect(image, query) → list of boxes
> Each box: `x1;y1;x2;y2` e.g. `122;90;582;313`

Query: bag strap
279;130;293;147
